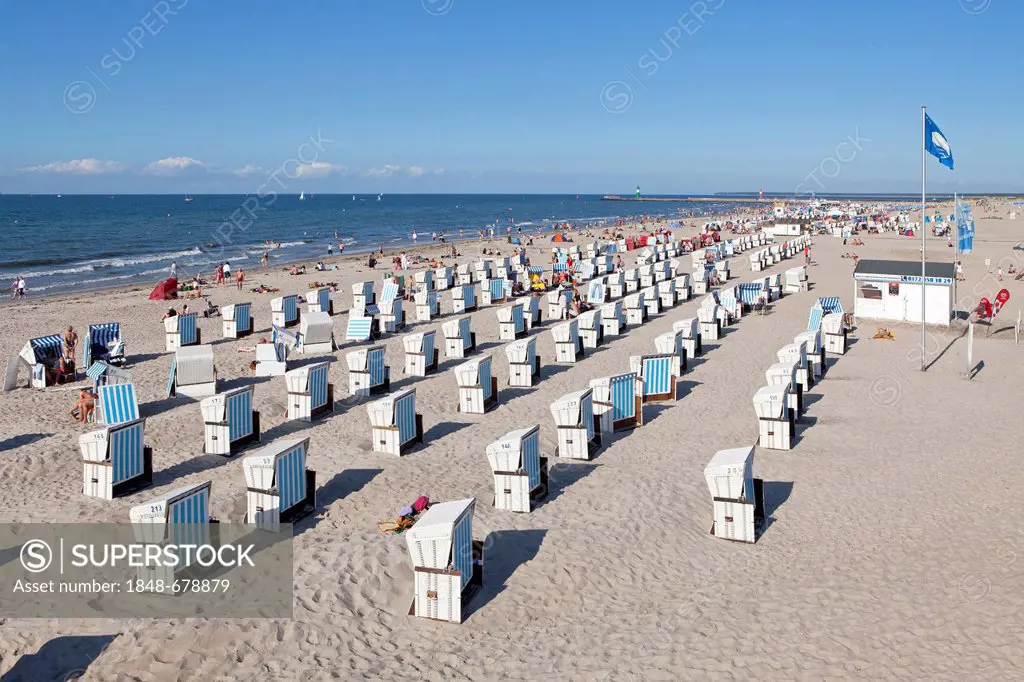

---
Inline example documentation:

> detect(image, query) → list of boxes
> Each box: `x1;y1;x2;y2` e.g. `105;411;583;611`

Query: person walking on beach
236;268;245;290
223;261;232;283
215;263;225;286
170;261;178;279
261;251;269;268
412;230;418;244
62;326;78;364
328;244;333;256
400;252;409;271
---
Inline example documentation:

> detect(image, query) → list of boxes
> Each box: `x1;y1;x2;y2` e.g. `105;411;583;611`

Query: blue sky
1;0;1020;194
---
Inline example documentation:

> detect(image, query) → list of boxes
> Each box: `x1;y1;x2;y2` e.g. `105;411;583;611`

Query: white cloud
230;164;263;176
407;166;426;178
296;161;345;178
364;164;401;178
433;167;445;175
143;156;205;174
20;159;125;174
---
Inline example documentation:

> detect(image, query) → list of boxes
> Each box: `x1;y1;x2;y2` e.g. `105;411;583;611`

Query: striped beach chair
19;334;64;388
630;354;677;403
97;382;140;426
453;283;477;314
434;266;452;290
347;345;390;398
414;289;439;321
406;498;481;623
86;360;132;390
481;278;509;306
404;330;439;376
497;302;527;341
80;417;153;500
523;294;541;330
306;287;334;315
739;283;765;312
551;320;583;363
368;387;424;456
505;337;540;387
221;303;254;338
346;313;375;342
443;317;476;359
455;355;498;414
129;482;212;591
807;304;825;332
271;294;301;328
551;388;600;460
817;296;844;315
243;437;317;528
164;311;200;352
286;361;334;422
590;373;643;435
488;426;547;513
84;323;124;367
654;331;686;377
200;385;260;457
378;281;404;333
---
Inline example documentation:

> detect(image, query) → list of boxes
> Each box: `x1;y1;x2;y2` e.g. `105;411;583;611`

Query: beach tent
551;233;569;243
149;278;178;300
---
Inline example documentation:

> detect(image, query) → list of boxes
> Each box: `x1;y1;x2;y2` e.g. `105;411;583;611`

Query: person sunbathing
71;389;97;423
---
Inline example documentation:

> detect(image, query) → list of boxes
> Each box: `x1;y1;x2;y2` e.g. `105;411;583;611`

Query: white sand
2;203;1024;680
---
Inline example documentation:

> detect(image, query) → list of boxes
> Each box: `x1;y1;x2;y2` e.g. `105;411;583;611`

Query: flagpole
921;105;927;371
953;192;959;323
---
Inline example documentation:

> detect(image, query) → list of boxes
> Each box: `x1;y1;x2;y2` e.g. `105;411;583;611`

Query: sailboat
184;195;193;203
377;193;383;202
352;195;356;201
299;190;306;201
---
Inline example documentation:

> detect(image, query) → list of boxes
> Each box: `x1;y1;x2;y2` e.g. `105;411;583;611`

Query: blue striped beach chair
455;355;498;414
306;287;333;315
84;323;124;367
285;361;334;422
346;345;390;397
346;315;375;342
164;311;200;352
20;334;67;388
379;282;404;333
591;372;643;433
497;302;527;341
527;265;545;276
221;303;254;338
200;385;260;457
551;320;583;363
443;317;476;359
453;283;477;313
368;387;424;456
738;283;764;311
629;354;677;403
80;417;153;500
406;498;480;622
487;425;547;512
129;482;212;589
271;294;301;328
505;336;540;387
243;437;317;527
482;278;508;305
817;296;843;315
807;304;825;332
551;388;600;460
86;360;132;390
97;382;140;426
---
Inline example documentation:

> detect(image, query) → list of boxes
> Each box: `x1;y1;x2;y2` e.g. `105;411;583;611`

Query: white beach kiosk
852;259;955;326
405;498;484;623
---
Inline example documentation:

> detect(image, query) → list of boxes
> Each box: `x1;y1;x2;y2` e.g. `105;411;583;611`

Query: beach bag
412;496;430;512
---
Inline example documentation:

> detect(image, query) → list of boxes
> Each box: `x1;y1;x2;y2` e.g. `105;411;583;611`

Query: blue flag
924;114;954;170
957;201;974;254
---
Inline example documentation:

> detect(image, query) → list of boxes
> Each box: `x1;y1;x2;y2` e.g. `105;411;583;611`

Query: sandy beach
2;201;1024;681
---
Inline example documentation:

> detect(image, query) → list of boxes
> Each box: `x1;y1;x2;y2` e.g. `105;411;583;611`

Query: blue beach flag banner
957;201;975;254
924;114;954;170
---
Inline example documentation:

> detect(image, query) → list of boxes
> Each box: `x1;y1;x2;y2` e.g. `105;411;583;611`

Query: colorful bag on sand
412;496;430;512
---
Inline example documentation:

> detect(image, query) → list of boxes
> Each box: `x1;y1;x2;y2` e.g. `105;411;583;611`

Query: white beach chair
624;268;639;294
705;445;765;544
406;498;483;623
442;317;476;359
653;260;670;283
505;337;540;388
624;292;647;326
714;260;730;281
795;330;825;380
481;278;510;306
785;266;808;294
166;345;217;399
352;281;376;311
455;355;498;414
474;259;492;283
80;417;153;500
551;319;583;363
404;330;439;377
639;264;655;289
434;266;452;290
600;301;625;337
164;312;200;352
368;387;423;456
345;312;375;343
378;282;405;334
657;279;677;309
129;481;212;592
766;360;803;416
697;304;721;342
546;288;572;321
414;289;439;322
296;311;335;354
654;331;687;377
452;283;477;314
551;388;601;460
674;273;692;302
606;271;625;299
641;286;661;317
305;287;334;315
456;263;473;286
767;273;783;301
255;340;288;377
221;303;254;339
271;294;301;328
522;295;541;331
200;385;260;457
497;302;527;341
778;341;812;392
590;373;643;436
821;312;847;355
243;437;317;528
749;252;763;272
347;345;390;398
414;270;435;292
753;385;794;450
630;354;678;403
285;361;334;421
84;322;126;367
691;268;709;296
578;309;603;349
672;318;701;359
